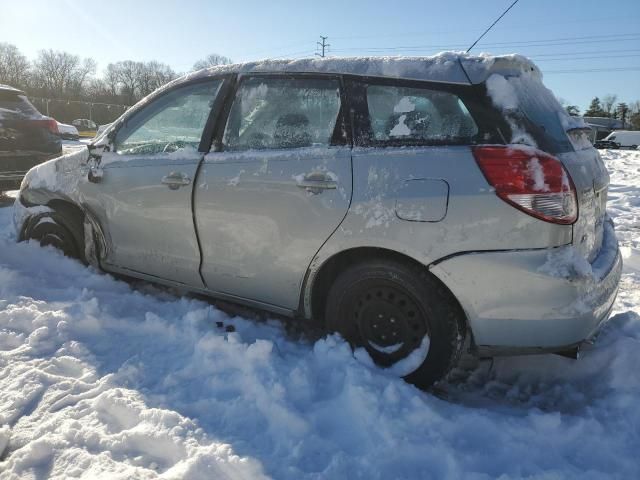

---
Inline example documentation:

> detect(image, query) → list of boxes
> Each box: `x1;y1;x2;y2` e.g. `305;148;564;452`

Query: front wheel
325;259;465;389
24;211;86;263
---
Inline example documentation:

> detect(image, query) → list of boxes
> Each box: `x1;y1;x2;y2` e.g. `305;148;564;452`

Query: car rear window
356;82;480;147
0;91;39;116
493;75;576;153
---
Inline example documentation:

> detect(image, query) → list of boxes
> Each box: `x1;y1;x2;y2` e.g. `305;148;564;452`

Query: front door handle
296;172;337;194
161;172;191;190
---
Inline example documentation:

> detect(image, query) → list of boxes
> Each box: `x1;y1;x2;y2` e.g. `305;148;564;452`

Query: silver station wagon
14;54;622;388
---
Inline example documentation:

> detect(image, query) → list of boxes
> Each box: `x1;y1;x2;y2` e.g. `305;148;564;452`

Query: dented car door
81;79;224;286
195;75;352;309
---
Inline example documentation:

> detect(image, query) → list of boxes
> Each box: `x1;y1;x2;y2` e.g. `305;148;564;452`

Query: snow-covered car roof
186;52;540;86
0;83;25;94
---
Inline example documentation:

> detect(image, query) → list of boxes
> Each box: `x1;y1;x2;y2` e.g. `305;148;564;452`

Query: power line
329;15;640;41
271;49;318;59
528;48;640;58
237;41;316;58
467;0;520;53
329;32;640;53
534;53;640;62
544;66;640;74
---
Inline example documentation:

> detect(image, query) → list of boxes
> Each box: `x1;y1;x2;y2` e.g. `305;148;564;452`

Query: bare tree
33;50;79;95
74;58;97;93
138;61;177;97
192;53;232;71
602;94;618;117
104;63;121;98
112;60;144;104
0;43;30;88
32;50;95;98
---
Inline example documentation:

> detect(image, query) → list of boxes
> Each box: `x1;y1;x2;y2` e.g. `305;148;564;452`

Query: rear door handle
296;172;337;194
161;172;191;190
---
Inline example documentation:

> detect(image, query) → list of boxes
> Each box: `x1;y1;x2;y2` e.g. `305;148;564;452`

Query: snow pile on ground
1;151;639;479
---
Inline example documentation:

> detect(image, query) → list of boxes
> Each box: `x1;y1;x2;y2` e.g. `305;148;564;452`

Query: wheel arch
304;246;469;332
20;194;108;267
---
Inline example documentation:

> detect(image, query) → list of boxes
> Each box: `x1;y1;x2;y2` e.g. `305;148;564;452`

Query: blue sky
1;0;639;111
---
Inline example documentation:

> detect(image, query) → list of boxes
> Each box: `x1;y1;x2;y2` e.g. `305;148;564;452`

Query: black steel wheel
325;259;465;389
25;211;86;262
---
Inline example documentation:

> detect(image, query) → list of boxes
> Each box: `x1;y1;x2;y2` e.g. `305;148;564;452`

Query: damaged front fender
14;145;112;269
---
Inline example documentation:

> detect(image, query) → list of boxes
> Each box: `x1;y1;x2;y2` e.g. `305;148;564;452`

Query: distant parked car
593;139;620;149
0;84;62;192
71;118;98;138
601;130;640;149
56;121;80;141
14;55;622;389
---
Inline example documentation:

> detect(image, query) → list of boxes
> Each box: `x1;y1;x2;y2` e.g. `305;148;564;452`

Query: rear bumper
430;219;622;354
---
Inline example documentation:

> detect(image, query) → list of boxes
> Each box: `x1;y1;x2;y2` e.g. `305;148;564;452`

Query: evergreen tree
584;97;607;117
565;105;580;116
615;102;629;126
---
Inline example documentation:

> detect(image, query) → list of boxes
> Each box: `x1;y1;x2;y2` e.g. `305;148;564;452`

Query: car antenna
466;0;520;53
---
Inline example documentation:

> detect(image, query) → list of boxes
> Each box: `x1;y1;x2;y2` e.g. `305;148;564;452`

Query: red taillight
472;145;578;225
29;118;59;134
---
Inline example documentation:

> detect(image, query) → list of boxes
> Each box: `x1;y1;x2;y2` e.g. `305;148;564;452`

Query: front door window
115;80;222;155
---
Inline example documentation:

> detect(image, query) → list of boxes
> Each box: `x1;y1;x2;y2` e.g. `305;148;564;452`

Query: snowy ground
0;150;639;479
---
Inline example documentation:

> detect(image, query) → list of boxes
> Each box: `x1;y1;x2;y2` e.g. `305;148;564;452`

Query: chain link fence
30;97;131;126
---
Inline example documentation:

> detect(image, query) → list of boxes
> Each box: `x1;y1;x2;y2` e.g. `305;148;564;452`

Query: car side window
361;83;479;146
222;77;342;151
0;91;39;116
115;80;223;155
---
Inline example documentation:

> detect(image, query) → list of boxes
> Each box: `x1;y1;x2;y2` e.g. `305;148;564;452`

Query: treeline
2;41;639;130
0;43;231;124
582;95;640;129
559;94;640;129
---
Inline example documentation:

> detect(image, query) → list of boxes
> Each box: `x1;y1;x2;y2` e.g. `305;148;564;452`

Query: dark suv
0;84;62;192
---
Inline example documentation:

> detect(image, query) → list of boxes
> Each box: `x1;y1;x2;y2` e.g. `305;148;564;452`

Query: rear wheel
325;259;465;389
26;211;86;263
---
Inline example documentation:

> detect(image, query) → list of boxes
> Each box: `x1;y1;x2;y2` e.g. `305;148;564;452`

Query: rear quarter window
348;80;495;147
0;91;39;116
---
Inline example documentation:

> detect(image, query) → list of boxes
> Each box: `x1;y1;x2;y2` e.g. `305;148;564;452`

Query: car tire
26;211;86;263
325;259;465;389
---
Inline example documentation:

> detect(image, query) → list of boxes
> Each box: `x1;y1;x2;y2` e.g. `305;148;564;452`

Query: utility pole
316;36;330;58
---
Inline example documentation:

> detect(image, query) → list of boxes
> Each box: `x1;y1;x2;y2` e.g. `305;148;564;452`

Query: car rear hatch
485;70;609;261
